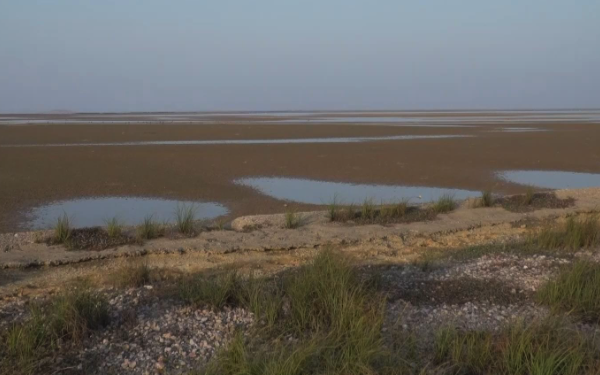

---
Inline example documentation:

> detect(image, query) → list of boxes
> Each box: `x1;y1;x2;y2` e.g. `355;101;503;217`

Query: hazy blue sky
1;1;599;112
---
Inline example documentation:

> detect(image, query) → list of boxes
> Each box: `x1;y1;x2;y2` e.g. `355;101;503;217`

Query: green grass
523;187;535;206
194;250;395;375
434;326;494;373
433;318;594;375
538;261;600;323
341;203;358;221
284;209;300;229
179;271;243;309
534;216;600;251
380;199;409;219
479;190;494;208
175;203;196;235
433;194;457;213
53;213;71;244
283;249;382;334
199;331;320;375
104;217;122;238
361;198;376;221
137;215;160;240
328;198;417;224
236;274;283;328
178;271;282;326
178;249;600;374
2;290;109;374
327;194;341;222
115;262;152;288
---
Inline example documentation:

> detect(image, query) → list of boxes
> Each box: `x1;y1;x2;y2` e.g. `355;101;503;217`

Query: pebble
0;245;595;374
0;286;254;375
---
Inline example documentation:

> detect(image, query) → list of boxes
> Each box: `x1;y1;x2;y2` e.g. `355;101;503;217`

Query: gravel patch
432;253;570;291
0;287;254;375
73;288;252;374
388;300;548;333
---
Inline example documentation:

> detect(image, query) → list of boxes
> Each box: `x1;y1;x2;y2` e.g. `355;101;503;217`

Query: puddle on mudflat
493;127;548;133
236;177;479;205
263;117;475;126
497;170;600;189
262;113;600;124
3;110;600;125
26;197;228;230
1;135;470;148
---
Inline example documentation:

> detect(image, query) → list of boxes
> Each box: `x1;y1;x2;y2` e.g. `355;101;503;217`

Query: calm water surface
236;177;480;205
27;197;228;229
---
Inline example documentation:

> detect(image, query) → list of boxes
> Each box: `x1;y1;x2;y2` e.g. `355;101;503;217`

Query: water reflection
236;177;479;205
26;197;228;229
497;170;600;189
1;135;470;148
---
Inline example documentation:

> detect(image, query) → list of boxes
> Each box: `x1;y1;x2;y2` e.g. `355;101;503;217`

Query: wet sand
1;113;600;232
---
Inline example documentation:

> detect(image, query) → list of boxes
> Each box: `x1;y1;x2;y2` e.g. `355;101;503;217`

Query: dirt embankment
1;188;598;289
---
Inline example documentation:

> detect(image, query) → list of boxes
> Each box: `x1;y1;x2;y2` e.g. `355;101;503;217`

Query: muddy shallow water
236;177;480;205
26;197;228;230
0;134;470;148
1;111;600;232
498;170;600;190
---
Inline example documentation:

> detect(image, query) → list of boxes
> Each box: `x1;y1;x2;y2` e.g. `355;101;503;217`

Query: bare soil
498;192;576;212
1;115;600;233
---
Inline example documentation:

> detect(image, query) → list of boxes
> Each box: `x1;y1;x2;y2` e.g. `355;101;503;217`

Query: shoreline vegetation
33;190;575;251
0;188;599;374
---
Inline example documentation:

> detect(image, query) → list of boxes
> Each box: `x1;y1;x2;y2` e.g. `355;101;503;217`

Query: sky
1;1;599;112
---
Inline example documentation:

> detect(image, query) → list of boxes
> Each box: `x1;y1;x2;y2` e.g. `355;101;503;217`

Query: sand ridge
1;187;598;270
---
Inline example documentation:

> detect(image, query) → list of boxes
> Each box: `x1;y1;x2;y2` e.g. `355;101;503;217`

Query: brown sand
1;116;600;232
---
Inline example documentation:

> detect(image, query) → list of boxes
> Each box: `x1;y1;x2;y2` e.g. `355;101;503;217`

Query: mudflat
1;112;600;232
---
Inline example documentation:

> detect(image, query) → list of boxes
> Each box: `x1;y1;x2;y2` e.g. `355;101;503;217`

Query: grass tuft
53;213;71;244
534;215;600;251
538;261;600;323
178;271;282;327
2;290;109;374
115;262;152;288
179;271;242;309
175;203;196;235
386;199;409;218
361;198;376;221
137;215;160;240
433;194;457;213
479;190;494;208
522;187;535;206
434;326;494;373
328;197;425;225
433;318;593;375
327;194;341;222
284;209;300;229
198;250;388;375
104;217;122;238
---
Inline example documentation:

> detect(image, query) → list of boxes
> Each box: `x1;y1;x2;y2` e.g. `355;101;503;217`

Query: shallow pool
1;135;470;148
26;197;228;229
497;170;600;189
236;177;479;205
